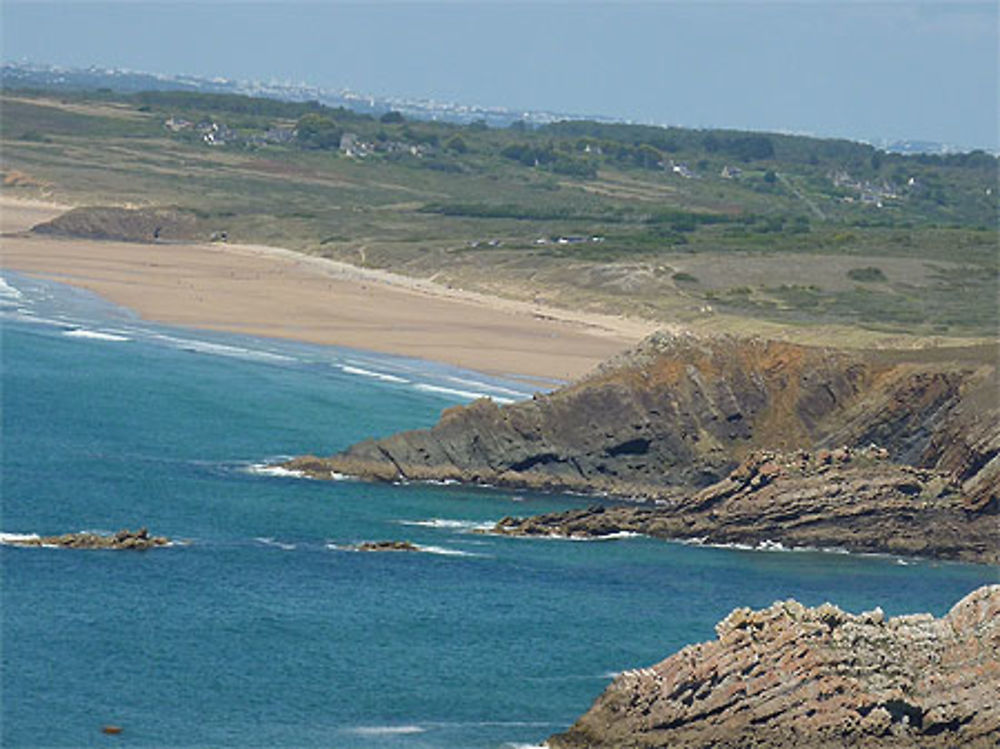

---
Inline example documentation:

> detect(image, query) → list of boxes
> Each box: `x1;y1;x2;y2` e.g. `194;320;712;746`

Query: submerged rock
4;527;170;550
548;585;1000;748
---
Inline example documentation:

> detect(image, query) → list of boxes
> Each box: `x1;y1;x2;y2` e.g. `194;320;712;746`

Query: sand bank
0;197;658;381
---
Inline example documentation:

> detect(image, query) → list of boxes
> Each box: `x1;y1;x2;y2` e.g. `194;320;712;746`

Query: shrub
847;267;888;283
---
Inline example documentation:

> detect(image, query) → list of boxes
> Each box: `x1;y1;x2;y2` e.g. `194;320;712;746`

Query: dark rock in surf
4;527;170;550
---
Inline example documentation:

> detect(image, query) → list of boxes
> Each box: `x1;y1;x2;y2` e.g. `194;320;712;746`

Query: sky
2;1;997;150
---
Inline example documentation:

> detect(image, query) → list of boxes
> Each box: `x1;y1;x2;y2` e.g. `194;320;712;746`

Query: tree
444;135;468;154
295;114;342;149
380;110;405;124
636;143;663;169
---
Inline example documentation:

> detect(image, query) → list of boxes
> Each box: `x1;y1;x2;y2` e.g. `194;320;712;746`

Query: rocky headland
3;527;170;550
547;584;1000;748
283;332;998;562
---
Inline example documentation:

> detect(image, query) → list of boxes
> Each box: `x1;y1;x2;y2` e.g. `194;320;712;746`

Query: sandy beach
0;196;658;381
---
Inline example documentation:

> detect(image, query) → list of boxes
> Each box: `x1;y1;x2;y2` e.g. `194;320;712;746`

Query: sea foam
347;725;426;735
418;545;478;557
253;537;297;551
63;329;131;342
0;276;25;300
247;463;308;479
398;518;492;532
443;375;530;398
150;334;297;363
339;364;409;383
0;532;41;544
414;383;514;404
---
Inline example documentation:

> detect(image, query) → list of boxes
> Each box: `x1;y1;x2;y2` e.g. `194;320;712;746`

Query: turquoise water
2;273;996;748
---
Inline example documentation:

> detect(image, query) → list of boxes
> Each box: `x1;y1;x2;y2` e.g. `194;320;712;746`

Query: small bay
2;275;995;748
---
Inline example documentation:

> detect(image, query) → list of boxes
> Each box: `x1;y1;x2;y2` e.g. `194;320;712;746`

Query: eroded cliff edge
284;332;998;561
547;584;1000;749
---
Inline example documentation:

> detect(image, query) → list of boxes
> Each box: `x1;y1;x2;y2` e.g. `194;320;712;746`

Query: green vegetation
847;266;888;283
1;87;996;340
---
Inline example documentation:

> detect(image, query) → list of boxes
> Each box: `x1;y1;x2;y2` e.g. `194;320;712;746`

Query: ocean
2;271;995;748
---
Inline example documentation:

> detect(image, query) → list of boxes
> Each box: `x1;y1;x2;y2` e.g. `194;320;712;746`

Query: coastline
0;196;657;381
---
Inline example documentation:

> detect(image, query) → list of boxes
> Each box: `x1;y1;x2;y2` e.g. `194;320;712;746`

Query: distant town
1;61;979;156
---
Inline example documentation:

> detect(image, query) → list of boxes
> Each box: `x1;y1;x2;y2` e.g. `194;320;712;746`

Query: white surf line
0;276;25;300
245;463;310;479
0;532;41;544
339;364;410;383
346;725;425;735
413;382;515;403
442;374;532;398
63;328;131;342
148;333;297;363
397;518;492;531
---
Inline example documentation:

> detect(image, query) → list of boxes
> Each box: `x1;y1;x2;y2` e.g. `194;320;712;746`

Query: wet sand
0;197;658;381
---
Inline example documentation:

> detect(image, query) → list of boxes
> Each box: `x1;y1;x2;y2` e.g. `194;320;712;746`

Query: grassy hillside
2;88;996;341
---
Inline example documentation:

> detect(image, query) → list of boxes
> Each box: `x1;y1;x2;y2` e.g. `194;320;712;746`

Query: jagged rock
285;335;997;511
4;527;170;550
489;450;998;563
284;334;998;561
548;585;1000;748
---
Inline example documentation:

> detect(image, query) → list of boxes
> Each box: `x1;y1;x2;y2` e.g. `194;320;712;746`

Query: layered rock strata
490;447;998;564
547;585;1000;748
286;334;996;500
284;334;998;560
4;527;170;550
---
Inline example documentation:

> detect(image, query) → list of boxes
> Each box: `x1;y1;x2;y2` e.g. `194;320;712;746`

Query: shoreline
0;196;658;381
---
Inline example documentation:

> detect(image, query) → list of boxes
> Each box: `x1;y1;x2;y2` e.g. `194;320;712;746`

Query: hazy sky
3;1;997;150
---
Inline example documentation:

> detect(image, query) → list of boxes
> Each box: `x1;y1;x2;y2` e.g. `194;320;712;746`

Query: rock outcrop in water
354;540;420;552
284;333;998;560
3;527;170;550
490;446;998;563
547;585;1000;749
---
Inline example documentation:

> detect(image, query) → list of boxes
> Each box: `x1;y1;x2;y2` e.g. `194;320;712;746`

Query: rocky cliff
547;585;1000;748
285;333;998;511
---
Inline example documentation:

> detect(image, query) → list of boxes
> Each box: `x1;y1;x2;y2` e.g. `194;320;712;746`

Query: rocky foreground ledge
548;585;1000;749
3;527;170;550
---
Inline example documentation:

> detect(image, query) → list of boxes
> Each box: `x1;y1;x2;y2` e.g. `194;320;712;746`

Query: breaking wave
63;328;131;342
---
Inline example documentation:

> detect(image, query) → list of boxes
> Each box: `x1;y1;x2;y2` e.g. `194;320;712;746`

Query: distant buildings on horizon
0;60;988;156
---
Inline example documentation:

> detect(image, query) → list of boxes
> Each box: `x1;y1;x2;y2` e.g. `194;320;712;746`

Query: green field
2;89;997;341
